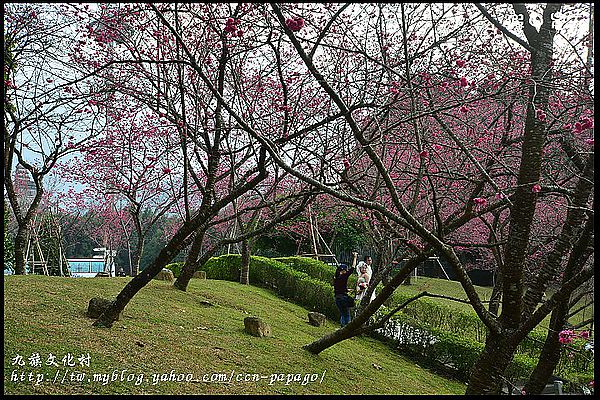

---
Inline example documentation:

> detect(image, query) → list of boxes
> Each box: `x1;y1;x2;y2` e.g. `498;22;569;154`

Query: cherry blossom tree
152;3;591;394
20;3;592;394
4;4;104;274
60;101;185;276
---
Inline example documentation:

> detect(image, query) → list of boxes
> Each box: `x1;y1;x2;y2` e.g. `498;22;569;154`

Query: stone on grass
95;272;110;277
87;297;122;320
193;271;207;279
308;312;327;327
244;316;271;337
154;268;174;282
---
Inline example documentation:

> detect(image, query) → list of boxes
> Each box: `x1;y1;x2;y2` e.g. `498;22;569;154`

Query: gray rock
308;312;327;327
244;316;271;337
193;271;206;279
87;297;122;320
154;268;174;282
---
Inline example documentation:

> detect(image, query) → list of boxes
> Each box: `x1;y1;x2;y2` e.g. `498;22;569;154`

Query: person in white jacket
355;264;370;302
351;252;375;302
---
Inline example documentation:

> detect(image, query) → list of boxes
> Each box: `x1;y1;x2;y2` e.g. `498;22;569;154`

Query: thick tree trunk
466;332;519;394
240;238;250;285
13;225;28;275
174;230;205;292
488;269;503;316
522;302;568;394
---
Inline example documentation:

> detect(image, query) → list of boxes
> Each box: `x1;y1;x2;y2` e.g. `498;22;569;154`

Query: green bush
386;292;487;343
201;254;339;320
561;370;595;393
275;256;357;288
165;262;184;278
385;291;593;377
376;312;536;382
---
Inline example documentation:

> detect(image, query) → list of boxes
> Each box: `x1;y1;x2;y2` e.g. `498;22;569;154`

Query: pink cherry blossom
532;184;541;193
579;330;590;339
286;17;305;32
456;59;466;68
473;197;487;206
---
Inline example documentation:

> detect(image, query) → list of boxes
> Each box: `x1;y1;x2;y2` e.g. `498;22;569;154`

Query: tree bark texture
465;332;519;394
13;227;28;275
174;229;205;291
522;302;568;394
240;238;250;285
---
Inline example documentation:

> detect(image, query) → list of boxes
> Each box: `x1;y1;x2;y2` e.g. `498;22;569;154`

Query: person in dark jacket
333;263;354;327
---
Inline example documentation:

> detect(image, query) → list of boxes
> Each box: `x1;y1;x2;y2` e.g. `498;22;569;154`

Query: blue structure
67;258;113;278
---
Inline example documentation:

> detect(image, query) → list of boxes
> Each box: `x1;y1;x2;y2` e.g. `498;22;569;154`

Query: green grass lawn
4;275;466;395
395;276;593;329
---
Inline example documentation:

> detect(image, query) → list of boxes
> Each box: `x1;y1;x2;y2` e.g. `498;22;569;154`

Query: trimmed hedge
199;254;593;386
202;254;339;320
275;256;357;289
373;310;537;382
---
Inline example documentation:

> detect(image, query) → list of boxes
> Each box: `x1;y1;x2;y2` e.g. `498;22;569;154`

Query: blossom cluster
573;116;594;134
224;18;243;37
558;329;590;344
285;17;305;32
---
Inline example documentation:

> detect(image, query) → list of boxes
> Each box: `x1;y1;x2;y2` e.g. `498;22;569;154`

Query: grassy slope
4;275;465;395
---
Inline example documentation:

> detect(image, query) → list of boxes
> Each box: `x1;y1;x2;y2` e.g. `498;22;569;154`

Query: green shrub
377;312;536;382
505;353;537;382
561;370;595;393
165;262;184;278
385;291;593;378
387;292;487;343
276;256;358;291
201;254;339;320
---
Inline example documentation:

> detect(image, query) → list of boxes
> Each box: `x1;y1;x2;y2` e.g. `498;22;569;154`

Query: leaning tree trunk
304;255;425;354
94;210;211;327
522;302;569;394
523;218;593;394
174;229;205;292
